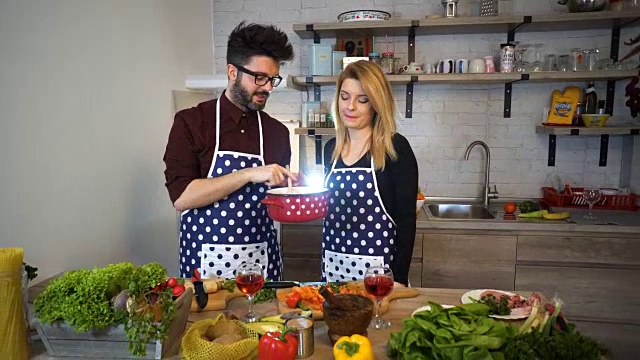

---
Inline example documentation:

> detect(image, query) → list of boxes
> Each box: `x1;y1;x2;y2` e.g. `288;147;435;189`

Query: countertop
417;204;640;234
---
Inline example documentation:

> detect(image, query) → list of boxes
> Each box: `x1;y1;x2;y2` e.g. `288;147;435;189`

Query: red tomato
172;284;185;297
286;292;302;309
504;202;518;214
166;277;178;288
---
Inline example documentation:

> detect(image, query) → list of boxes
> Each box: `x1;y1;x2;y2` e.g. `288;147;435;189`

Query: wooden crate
33;288;193;359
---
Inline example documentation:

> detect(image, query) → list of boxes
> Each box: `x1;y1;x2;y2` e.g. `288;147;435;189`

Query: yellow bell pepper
333;334;374;360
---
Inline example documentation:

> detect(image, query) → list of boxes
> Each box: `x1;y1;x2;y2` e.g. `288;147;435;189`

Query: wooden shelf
537;124;639;167
294;127;336;136
292;19;415;39
526;70;638;82
528;10;640;32
287;70;637;88
293;10;640;38
417;15;521;35
536;125;640;136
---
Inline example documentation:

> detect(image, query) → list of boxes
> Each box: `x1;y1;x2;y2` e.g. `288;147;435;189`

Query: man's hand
246;164;298;187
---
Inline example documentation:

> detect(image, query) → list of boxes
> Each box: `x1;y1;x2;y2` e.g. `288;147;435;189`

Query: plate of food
461;289;541;319
411;304;454;317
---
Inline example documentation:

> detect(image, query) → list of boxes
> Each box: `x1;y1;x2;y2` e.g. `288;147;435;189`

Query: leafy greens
388;302;516;359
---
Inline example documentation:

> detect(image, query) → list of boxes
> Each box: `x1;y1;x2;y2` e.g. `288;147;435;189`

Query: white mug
437;59;454;74
469;58;485;73
424;63;435;74
454;59;469;73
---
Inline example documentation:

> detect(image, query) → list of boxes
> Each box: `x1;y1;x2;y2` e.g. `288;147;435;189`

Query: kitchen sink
426;204;496;220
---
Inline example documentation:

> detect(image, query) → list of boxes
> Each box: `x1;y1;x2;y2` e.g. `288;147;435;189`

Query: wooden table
188;288;477;359
27;277;497;359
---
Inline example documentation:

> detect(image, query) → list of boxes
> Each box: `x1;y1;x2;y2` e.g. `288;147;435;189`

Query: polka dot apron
321;157;397;282
178;100;282;280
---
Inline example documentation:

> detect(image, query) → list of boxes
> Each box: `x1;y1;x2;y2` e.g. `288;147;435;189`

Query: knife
192;280;208;310
264;281;348;289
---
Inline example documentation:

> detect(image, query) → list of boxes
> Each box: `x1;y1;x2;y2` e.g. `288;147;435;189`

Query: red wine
236;274;264;295
364;275;394;298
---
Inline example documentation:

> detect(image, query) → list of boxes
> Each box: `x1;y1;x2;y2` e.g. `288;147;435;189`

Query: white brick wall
213;0;640;197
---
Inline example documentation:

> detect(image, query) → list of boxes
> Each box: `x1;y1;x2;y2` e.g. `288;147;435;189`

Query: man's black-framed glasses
231;63;283;87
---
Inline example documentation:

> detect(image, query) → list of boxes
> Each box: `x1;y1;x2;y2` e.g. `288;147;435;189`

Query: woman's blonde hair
331;60;397;170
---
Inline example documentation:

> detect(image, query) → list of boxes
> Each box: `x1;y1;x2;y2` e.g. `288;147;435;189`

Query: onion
113;289;130;312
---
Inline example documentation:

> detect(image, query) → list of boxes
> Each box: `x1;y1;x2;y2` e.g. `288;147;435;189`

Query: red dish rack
542;187;639;211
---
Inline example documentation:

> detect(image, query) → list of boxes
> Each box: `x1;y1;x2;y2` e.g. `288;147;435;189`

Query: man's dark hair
227;22;294;66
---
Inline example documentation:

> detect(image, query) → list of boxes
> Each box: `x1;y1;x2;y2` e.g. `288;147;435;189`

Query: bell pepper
258;327;298;360
333;334;374;360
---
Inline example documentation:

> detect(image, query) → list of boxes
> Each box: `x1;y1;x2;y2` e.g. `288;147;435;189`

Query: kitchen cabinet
515;234;640;323
421;233;517;290
280;222;423;285
515;233;640;357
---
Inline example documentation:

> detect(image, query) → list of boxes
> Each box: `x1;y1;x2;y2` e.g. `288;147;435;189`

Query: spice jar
381;51;398;74
369;52;381;67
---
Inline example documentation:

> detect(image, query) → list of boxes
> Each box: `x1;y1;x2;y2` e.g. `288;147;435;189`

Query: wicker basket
542;187;639;211
33;288;193;359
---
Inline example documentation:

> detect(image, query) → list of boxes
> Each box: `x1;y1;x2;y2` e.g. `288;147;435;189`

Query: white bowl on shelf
416;199;425;212
337;10;391;22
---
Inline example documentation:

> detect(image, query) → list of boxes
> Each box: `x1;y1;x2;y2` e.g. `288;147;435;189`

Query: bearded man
163;22;295;280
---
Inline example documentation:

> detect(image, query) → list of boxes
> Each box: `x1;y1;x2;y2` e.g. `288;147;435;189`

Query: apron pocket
201;242;269;279
324;250;385;282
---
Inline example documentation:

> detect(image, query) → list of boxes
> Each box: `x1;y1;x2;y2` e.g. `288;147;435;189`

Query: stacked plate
337;10;391;22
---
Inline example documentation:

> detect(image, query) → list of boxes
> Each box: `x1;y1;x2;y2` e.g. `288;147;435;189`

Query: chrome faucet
464;140;499;207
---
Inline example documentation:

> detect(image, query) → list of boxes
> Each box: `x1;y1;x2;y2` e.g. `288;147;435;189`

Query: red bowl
261;187;330;223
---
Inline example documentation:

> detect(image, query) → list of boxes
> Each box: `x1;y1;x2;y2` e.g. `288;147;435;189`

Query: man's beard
230;75;270;111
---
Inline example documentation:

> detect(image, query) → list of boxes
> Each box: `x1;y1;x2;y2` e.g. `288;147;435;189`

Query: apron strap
214;95;265;165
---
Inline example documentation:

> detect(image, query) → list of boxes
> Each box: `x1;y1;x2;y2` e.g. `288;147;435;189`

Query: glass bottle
584;82;598;114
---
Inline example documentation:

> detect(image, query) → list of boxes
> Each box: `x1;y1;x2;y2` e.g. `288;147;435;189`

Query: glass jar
369;52;381;67
584;49;600;71
381;51;398;75
569;48;584;71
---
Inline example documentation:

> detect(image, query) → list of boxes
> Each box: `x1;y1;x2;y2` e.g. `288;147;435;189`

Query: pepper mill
442;0;459;18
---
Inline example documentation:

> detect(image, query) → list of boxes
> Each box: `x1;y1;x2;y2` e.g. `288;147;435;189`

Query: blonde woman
322;60;418;286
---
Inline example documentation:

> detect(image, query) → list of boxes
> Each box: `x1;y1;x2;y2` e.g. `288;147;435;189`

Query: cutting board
276;282;419;320
189;288;246;312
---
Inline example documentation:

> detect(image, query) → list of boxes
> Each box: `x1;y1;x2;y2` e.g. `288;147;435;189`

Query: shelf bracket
504;74;528;118
548;134;557;166
406;76;417;118
605;25;621;115
507;16;531;42
307;129;324;165
306;24;320;44
305;76;323;164
408;21;418;63
304;77;322;102
599;134;609;167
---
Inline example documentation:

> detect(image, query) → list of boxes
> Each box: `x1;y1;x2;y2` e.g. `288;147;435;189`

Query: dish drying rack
541;187;639;211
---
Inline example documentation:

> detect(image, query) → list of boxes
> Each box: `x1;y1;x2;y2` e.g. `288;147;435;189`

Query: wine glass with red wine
235;262;265;323
364;266;394;329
